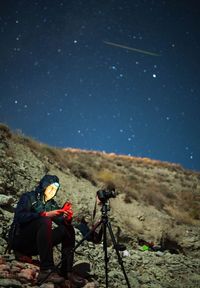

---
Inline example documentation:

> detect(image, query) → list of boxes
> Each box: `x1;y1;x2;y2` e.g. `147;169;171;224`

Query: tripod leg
106;221;131;288
102;222;109;288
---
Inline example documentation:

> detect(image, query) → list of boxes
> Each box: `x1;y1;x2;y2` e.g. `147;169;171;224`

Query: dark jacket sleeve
14;193;40;224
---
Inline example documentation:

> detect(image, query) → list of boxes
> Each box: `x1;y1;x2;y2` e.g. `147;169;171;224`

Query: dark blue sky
0;0;200;171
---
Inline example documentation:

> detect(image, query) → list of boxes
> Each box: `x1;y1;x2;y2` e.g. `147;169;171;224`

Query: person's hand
63;209;73;223
40;210;63;218
61;201;73;222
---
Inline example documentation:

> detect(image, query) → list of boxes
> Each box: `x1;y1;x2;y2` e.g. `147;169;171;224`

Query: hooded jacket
10;175;63;234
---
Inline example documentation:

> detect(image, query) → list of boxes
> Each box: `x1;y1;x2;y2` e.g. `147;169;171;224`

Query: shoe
67;272;87;287
59;270;86;287
37;269;65;284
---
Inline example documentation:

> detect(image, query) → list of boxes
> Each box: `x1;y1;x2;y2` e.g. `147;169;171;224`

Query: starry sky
0;0;200;171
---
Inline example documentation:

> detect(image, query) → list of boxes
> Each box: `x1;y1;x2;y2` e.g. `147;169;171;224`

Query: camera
97;189;117;203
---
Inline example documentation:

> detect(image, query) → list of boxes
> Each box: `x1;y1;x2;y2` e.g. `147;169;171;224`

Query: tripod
72;200;131;288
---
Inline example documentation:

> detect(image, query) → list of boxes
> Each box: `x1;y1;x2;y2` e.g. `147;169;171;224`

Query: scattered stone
83;281;98;288
137;214;145;221
40;283;55;288
0;278;22;287
0;194;14;206
155;251;164;257
0;263;10;272
17;268;36;281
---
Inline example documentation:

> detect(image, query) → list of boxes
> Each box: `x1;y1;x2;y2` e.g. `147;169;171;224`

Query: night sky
0;0;200;171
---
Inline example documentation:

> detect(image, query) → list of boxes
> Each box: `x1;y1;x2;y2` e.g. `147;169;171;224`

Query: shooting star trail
104;41;160;57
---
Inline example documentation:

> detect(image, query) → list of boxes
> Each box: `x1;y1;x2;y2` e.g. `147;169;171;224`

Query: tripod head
101;199;110;217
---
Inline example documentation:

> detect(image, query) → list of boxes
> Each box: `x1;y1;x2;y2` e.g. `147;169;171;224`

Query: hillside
0;123;200;288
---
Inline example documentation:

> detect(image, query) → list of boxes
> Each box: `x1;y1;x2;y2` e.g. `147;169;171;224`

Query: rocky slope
0;123;200;287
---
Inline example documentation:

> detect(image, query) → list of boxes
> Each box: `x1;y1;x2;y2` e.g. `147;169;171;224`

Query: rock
128;271;140;288
0;194;14;206
155;251;164;257
12;260;26;269
0;256;6;264
138;272;151;284
0;278;22;287
40;283;55;288
0;270;10;278
83;281;98;288
17;268;36;281
10;266;21;273
189;273;200;286
0;263;10;271
137;215;145;221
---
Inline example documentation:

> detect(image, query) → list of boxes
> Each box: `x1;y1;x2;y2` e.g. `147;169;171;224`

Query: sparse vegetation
0;123;12;138
60;149;200;224
124;189;138;203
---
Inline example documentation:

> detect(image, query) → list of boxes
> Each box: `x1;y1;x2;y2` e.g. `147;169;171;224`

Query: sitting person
8;174;86;286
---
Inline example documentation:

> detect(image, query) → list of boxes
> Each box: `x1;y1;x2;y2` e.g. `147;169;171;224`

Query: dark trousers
12;217;75;272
